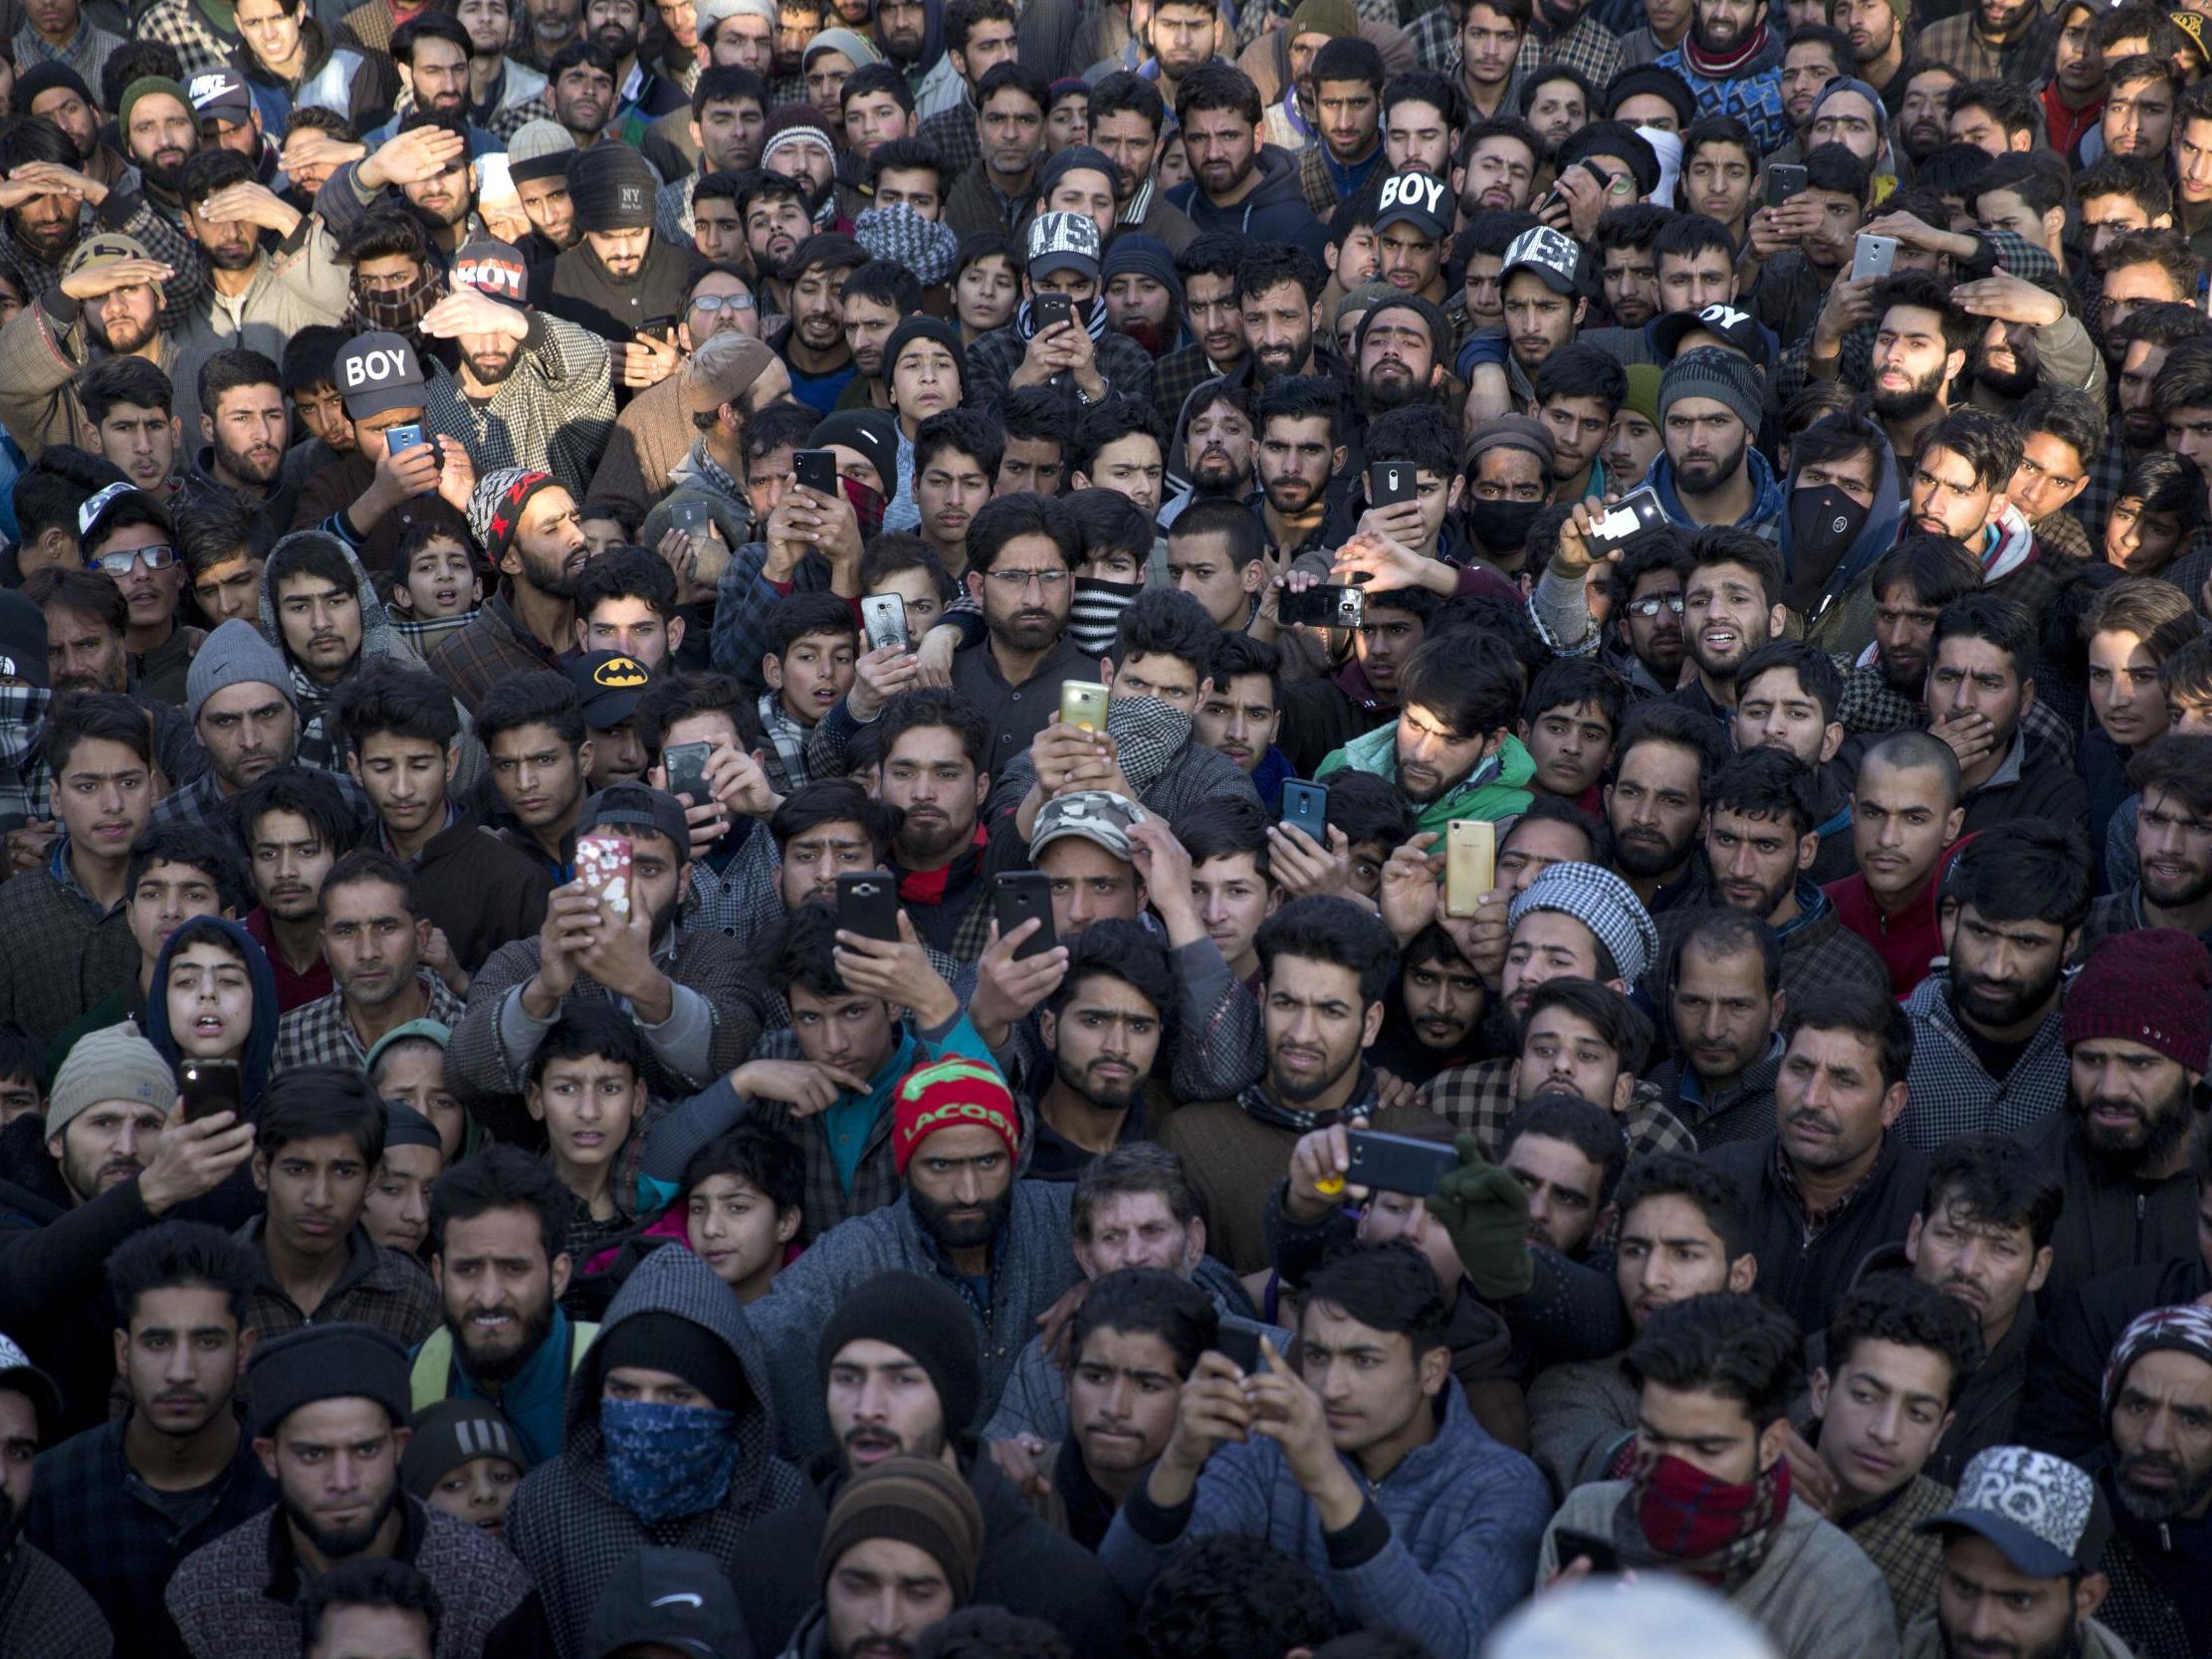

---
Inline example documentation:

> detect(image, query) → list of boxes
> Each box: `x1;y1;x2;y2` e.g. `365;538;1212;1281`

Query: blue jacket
1100;1380;1550;1659
1649;442;1785;540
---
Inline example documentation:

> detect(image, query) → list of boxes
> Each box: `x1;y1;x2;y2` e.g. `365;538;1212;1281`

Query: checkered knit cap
2102;1305;2212;1421
1507;861;1659;985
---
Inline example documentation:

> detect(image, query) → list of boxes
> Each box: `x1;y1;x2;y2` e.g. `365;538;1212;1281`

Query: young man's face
1601;244;1659;329
1734;665;1840;769
1183;396;1255;500
128;854;224;966
1926;634;2029;747
1657;247;1735;315
323;879;428;1010
2102;73;2176;158
995;433;1064;498
1906;1187;2050;1342
1500;910;1605;1018
2082;192;2160;275
1068;1325;1184;1478
1501;271;1581;367
193;550;266;626
879;725;985;864
1401;948;1483;1053
1193;671;1279;771
1814;1336;1956;1505
1385;96;1454;176
1852;756;1961;903
1523;77;1586;150
1521;698;1614;798
434;1203;563;1381
350;730;453;843
786;981;895;1076
1075;433;1165;518
165;936;253;1060
1707;804;1811;921
1638;1375;1774;1484
90;401;178;494
1536;393;1612;481
2088;629;2170;749
1501;1131;1606;1255
117;1282;248;1442
1670;939;1778;1086
578;596;678;670
1682;558;1779;684
489;723;589;831
1781;41;1842;125
53;733;155;863
1464;135;1536;213
274;569;362;685
529;1050;646;1172
1606;737;1703;882
1297;1297;1444;1460
1256;414;1340;515
1909;445;2000;541
1044;975;1165;1124
254;1132;372;1259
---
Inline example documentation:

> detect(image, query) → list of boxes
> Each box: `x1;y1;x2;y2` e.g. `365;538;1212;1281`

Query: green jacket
1317;726;1537;838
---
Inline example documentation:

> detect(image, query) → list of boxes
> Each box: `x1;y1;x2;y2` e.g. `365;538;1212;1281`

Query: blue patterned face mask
601;1396;741;1525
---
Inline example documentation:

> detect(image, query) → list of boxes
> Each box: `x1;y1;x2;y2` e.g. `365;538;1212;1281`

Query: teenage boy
746;590;857;793
335;665;553;981
1519;658;1625;808
1102;1243;1551;1656
476;671;594;882
1193;633;1291;809
1803;1277;1986;1627
1671;528;1788;721
237;766;348;1012
524;1004;664;1310
1824;730;1964;997
680;1124;802;1304
1539;1293;1897;1657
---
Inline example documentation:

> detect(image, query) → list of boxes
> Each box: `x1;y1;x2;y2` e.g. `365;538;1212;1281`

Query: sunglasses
87;543;177;575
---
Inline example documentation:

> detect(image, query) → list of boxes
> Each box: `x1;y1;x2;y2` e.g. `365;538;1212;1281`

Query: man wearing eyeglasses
947;492;1095;777
78;485;196;706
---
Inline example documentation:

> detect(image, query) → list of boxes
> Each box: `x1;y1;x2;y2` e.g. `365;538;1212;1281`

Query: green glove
1427;1133;1534;1301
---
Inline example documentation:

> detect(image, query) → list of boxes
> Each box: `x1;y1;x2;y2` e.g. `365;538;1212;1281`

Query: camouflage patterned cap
1028;790;1147;863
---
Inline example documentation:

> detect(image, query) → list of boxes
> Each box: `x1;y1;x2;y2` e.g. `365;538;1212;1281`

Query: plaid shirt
1418;1056;1697;1159
679;817;788;958
1774;1130;1886;1238
0;1545;112;1659
0;684;52;828
24;1414;277;1659
0;197;210;344
428;589;567;719
1898;970;2070;1151
425;314;614;500
754;691;812;793
1149;341;1221;431
919;101;983;190
149;765;372;840
2036;510;2095;564
2073;415;2134;546
1407;4;1456;71
11;19;122;91
0;839;138;1046
272;972;467;1072
1838;663;2077;761
240;1217;441;1346
134;0;238;73
1843;1473;1953;1633
1518;15;1624;89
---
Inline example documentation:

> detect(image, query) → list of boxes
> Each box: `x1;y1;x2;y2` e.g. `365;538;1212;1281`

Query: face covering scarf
1467;498;1546;559
1616;1448;1792;1589
1781;483;1872;612
348;269;442;351
601;1396;742;1525
843;476;887;539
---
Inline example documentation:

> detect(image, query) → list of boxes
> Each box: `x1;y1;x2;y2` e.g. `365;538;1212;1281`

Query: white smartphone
1851;233;1896;283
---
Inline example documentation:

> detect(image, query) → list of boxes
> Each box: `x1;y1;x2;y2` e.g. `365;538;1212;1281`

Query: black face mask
1783;483;1872;610
1468;498;1545;556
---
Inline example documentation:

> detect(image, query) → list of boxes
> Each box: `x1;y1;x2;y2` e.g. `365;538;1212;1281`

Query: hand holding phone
1281;779;1328;842
179;1059;242;1123
835;872;901;941
663;740;713;805
574;832;633;920
793;449;838;497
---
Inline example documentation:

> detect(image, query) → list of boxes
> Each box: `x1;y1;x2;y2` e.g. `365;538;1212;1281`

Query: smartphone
1851;231;1897;283
1215;1325;1267;1374
575;831;634;920
1553;1527;1623;1574
1281;778;1328;841
1059;680;1110;732
835;871;901;941
1277;583;1366;629
1343;1129;1459;1197
1368;460;1418;509
1034;292;1074;332
1765;163;1807;208
861;591;910;653
384;422;425;456
1444;819;1495;919
663;740;712;805
993;871;1057;959
793;448;838;497
1583;485;1668;557
178;1059;241;1123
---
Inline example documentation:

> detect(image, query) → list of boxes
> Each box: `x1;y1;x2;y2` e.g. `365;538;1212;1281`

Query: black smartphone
835;872;900;942
1765;163;1808;208
663;740;712;805
178;1059;241;1123
1344;1129;1458;1197
993;871;1057;959
1553;1526;1622;1574
1034;292;1074;332
1583;485;1668;557
1277;583;1365;629
794;448;838;497
1215;1325;1265;1373
1281;778;1328;841
1368;461;1418;509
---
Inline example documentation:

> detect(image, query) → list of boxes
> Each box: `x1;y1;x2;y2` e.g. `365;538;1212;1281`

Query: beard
283;1479;400;1561
2113;1446;2212;1523
1692;10;1749;51
1360;363;1426;414
594;18;638;55
453;1294;555;1384
139;148;189;193
2145;856;2212;909
986;605;1061;654
910;1181;1011;1254
205;239;260;272
1978;353;2038;402
1191;446;1247;495
1880;651;1926;697
1672;432;1746;497
518;538;582;598
213;428;283;487
1871;360;1947;420
1613;825;1690;879
1267;1041;1359;1106
1261;472;1325;515
1936;1610;2082;1659
1057;1053;1143;1113
2078;1076;2197;1175
100;308;158;355
467;343;522;384
1950;956;2060;1032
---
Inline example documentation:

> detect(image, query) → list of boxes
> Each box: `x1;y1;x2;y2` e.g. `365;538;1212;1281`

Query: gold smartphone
1444;819;1495;918
1059;680;1110;732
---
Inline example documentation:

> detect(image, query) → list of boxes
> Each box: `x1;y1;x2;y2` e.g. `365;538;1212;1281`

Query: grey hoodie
504;1245;808;1659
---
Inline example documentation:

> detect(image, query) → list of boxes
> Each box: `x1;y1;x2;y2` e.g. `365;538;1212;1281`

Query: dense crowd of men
3;0;2212;1655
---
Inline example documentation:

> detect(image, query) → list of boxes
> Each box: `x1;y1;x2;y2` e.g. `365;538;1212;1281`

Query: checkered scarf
1617;1448;1792;1589
755;690;810;793
1102;693;1190;799
1236;1065;1379;1135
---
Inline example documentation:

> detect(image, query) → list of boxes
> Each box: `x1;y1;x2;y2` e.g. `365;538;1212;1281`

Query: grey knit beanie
187;618;295;726
47;1019;176;1139
1659;346;1764;434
